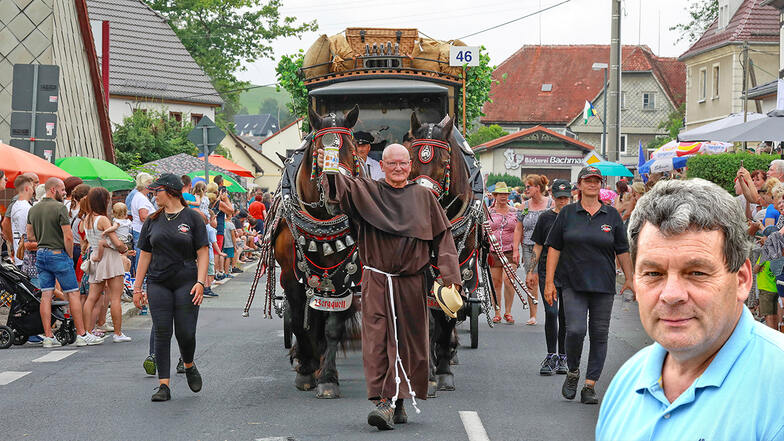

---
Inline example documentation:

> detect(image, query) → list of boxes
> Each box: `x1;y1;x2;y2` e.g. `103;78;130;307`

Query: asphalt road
0;265;652;441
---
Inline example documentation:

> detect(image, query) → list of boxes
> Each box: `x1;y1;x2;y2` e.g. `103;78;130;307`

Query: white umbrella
678;112;767;141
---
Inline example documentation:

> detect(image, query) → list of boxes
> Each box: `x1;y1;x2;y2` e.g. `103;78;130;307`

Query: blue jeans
131;230;141;277
36;249;79;293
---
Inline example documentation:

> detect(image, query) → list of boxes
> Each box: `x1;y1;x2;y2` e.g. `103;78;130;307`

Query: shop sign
504;149;584;170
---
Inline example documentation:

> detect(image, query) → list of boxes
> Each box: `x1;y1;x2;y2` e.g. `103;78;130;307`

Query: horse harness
411;126;452;200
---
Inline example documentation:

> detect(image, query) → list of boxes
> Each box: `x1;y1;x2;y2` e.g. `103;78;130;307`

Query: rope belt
363;266;421;414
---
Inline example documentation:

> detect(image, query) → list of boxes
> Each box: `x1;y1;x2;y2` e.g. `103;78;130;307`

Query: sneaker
151;384;171;402
393;399;407;424
97;323;114;332
121;293;133;303
139;306;148;316
112;333;132;343
42;336;62;348
82;333;105;346
367;398;395;430
555;355;568;375
75;334;87;346
539;353;557;376
185;365;202;393
215;273;225;281
91;328;106;338
203;287;218;297
27;335;43;344
562;369;580;400
581;385;599;404
143;355;157;376
231;267;243;274
176;358;186;374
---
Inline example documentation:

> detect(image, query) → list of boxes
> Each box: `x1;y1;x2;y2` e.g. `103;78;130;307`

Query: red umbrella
0;143;72;188
198;154;254;178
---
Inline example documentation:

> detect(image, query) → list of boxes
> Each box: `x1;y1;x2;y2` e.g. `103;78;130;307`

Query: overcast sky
237;0;696;86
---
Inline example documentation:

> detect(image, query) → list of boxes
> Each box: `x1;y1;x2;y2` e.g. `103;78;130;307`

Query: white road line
254;437;291;441
33;350;78;363
0;371;31;385
459;411;491;441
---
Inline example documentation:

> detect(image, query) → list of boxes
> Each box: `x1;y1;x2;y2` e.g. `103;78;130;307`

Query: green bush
486;173;523;189
686;152;777;192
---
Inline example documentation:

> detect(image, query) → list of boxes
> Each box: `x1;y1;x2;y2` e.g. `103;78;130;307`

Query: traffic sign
11;64;60;112
449;46;480;67
10;112;57;140
187;115;225;155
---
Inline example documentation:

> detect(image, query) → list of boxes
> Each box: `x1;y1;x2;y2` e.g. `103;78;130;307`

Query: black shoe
176;358;185;374
555;355;568;375
185;365;202;393
581;385;598;404
151;384;171;402
203;287;218;297
539;353;557;376
367;398;395;430
393;399;407;424
562;369;580;400
143;355;157;376
231;267;243;274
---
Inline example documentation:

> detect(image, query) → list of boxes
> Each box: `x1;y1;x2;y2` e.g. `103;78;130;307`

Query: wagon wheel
0;325;13;349
283;302;293;349
469;302;479;349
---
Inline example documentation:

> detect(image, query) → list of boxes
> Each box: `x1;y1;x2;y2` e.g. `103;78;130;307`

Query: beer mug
322;132;340;174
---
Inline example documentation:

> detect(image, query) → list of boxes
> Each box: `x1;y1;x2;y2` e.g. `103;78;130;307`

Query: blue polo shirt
596;306;784;441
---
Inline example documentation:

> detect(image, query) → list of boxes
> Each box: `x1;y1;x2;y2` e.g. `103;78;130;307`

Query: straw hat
432;281;463;318
492;181;511;194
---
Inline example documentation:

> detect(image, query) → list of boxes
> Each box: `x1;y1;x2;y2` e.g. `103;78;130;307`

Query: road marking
254;437;295;441
459;411;491;441
0;371;31;385
33;350;77;362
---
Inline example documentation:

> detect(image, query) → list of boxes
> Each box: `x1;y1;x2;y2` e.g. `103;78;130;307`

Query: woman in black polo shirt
544;166;634;405
133;173;209;402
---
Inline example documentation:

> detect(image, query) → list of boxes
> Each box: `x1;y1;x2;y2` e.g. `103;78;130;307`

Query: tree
486;173;523;189
275;50;309;132
147;0;316;127
671;0;719;43
467;124;508;147
259;98;279;115
113;109;197;170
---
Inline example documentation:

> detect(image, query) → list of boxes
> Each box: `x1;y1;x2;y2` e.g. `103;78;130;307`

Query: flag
583;100;597;124
637;140;648;183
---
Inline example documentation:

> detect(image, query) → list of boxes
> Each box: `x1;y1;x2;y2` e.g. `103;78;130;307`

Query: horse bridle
310;126;361;179
411;137;451;199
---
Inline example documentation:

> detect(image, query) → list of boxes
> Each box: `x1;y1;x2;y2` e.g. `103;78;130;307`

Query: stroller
0;260;76;349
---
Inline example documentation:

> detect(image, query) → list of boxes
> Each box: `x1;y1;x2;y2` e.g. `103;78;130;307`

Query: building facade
220;132;282;192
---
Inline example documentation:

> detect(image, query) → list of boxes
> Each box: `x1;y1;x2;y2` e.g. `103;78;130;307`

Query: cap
551;179;571;198
354;131;374;145
148;173;183;192
577;166;603;181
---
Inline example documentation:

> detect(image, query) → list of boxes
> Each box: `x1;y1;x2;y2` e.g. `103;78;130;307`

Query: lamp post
592;62;609;156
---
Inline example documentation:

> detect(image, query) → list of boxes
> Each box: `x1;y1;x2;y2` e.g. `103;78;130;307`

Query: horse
407;112;488;396
269;105;364;399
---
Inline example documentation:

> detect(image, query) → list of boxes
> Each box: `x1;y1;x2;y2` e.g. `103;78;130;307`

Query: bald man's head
382;143;410;161
45;177;65;202
380;143;411;188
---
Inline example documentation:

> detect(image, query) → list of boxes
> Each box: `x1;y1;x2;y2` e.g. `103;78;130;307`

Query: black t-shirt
531;208;560;278
545;202;629;294
137;208;209;282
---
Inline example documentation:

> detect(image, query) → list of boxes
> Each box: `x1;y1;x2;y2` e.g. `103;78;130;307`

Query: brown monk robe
326;172;461;404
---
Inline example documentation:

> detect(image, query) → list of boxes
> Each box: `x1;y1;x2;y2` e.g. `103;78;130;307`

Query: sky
237;0;697;86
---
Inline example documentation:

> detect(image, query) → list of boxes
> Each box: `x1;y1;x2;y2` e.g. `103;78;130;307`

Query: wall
108;96;216;127
219;135;282;192
259;119;304;167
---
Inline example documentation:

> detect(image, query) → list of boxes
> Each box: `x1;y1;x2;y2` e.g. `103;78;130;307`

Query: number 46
456;50;473;63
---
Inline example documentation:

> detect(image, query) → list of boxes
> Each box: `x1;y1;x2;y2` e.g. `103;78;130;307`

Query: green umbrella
55;156;135;192
591;161;633;178
186;170;247;193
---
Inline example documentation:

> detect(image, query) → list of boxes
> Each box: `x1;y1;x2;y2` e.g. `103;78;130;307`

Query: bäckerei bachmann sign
504;149;584;170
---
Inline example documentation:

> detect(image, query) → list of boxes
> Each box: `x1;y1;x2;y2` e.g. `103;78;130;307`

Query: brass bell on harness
334;239;346;252
344;235;355;246
308;241;318;252
323;243;334;256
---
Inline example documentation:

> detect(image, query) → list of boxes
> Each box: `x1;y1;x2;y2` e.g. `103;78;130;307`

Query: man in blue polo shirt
596;178;784;441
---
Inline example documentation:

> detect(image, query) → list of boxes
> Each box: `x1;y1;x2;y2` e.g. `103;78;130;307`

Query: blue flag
637;141;648;183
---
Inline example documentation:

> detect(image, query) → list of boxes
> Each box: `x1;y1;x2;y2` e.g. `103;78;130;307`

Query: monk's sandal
368;398;395;430
393;399;407;424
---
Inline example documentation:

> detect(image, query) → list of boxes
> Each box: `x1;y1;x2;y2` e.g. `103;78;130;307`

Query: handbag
80;248;92;273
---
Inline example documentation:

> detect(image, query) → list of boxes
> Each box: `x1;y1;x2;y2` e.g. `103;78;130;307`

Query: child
92;203;133;273
204;210;226;293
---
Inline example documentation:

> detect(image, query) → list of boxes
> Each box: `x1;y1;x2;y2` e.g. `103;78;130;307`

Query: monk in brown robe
318;143;461;431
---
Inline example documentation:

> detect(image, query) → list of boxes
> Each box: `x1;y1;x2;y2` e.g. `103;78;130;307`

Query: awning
309;79;449;96
197;154;254;178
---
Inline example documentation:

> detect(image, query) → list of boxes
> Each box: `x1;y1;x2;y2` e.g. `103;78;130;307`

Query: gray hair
628;178;751;272
135;172;153;190
772;159;784;175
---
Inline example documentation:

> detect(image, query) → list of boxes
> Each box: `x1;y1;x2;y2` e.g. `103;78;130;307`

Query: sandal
526;318;537;326
503;313;515;324
492;315;502;323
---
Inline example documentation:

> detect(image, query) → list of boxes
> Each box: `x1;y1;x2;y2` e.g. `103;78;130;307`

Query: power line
457;0;572;40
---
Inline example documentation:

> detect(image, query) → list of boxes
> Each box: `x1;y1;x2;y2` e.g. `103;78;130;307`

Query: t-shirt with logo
137;208;208;282
9;199;32;266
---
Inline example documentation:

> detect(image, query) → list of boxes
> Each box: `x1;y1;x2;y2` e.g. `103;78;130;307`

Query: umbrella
650;140;730;160
680;109;784;142
638;156;689;175
186;170;246;193
678;112;766;141
197;154;254;178
137;153;240;182
55;156;134;192
0;143;71;188
591;161;633;177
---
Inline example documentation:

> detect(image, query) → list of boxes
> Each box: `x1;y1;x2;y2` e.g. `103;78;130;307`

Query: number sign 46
449;46;480;67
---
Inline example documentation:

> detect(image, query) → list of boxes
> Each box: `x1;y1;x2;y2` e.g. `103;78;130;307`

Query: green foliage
467;124;508;147
670;0;718;43
146;0;316;128
486;173;523;189
457;46;504;132
686;152;776;192
112;109;197;171
646;104;685;151
275;50;310;132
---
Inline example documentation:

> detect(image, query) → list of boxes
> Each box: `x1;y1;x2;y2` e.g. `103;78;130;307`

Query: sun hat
492;181;511;194
432;281;463;319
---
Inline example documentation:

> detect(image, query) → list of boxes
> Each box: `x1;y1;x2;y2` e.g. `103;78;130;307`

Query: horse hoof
316;382;341;399
437;373;455;391
295;373;316;391
427;380;438;398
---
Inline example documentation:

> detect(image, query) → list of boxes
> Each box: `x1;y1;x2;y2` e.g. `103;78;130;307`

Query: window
620;91;626;109
599;134;628;155
619;134;628;154
718;5;729;29
699;68;707;102
642;92;656;111
541;83;552;92
712;65;720;99
169;111;182;123
190;113;203;125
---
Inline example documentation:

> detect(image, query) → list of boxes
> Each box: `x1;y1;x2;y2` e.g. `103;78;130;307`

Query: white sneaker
75;334;87;346
79;333;105;346
112;333;132;343
42;337;62;348
97;323;114;332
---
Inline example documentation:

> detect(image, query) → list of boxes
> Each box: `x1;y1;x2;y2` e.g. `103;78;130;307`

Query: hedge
686;152;777;193
486;173;524;189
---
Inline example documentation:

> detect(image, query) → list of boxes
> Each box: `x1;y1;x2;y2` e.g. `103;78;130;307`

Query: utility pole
608;0;622;164
742;40;749;150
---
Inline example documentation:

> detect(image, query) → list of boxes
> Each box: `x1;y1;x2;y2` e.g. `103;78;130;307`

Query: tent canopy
0;143;71;188
678;112;766;141
678;109;784;142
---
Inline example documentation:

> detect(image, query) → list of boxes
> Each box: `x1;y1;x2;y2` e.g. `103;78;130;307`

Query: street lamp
592;62;608;156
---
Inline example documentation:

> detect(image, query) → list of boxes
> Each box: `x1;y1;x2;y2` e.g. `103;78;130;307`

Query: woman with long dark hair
133;173;209;402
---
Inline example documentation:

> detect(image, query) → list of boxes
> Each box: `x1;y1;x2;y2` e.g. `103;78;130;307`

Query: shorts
522;244;535;271
216;234;224;250
489;250;516;268
36;248;79;294
759;290;779;316
208;261;215;276
224;247;235;259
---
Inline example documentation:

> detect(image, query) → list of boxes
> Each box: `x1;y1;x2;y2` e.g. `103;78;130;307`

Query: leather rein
411;137;451;199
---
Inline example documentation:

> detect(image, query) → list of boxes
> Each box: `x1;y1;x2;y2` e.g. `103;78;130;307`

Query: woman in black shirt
133;173;209;402
544;166;634;405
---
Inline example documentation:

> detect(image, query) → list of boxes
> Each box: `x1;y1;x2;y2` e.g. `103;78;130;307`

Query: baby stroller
0;260;76;349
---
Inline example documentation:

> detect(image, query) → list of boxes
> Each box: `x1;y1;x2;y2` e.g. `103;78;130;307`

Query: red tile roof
679;0;779;60
472;125;595;152
482;45;686;126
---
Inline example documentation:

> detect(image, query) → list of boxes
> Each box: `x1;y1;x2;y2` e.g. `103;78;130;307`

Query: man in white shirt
9;174;35;267
355;131;383;180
